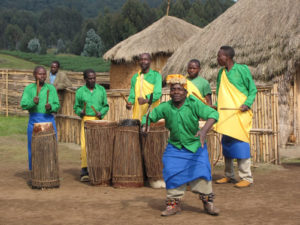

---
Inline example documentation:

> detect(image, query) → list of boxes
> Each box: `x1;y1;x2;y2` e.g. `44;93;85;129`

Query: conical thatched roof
103;16;201;62
162;0;300;82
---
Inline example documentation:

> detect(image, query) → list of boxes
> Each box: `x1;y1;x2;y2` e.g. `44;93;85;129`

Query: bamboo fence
55;85;280;164
0;69;109;116
0;69;281;164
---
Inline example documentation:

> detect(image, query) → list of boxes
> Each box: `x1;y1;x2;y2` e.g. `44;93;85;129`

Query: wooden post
6;69;8;117
166;0;170;16
0;70;3;113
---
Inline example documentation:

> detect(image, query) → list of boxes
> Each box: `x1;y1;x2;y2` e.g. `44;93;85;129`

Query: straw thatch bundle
103;16;201;62
103;16;201;89
162;0;300;82
162;0;300;146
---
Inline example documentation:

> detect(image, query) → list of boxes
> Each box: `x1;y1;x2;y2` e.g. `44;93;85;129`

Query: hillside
0;0;163;18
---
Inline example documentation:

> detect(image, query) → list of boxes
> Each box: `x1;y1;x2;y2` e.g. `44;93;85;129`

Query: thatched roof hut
162;0;300;146
103;15;201;89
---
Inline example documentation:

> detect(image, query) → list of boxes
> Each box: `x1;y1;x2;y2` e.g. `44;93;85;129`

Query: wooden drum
142;119;168;188
112;119;144;188
31;122;59;189
84;120;118;185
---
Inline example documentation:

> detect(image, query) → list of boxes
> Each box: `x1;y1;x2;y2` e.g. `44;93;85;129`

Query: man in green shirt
126;53;162;120
214;46;257;188
21;66;60;170
141;75;220;217
187;59;212;105
74;69;109;182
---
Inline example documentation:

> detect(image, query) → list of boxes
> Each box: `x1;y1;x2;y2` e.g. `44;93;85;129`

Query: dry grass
162;0;300;83
103;16;201;63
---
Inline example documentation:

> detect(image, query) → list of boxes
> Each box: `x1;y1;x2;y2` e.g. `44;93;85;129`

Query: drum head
33;122;54;133
119;119;140;127
85;120;118;127
150;119;165;127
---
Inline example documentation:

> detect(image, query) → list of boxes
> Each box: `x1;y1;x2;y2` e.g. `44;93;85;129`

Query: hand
80;110;86;117
96;112;102;119
141;125;150;136
33;96;39;104
138;97;149;105
240;104;249;112
45;103;51;111
211;105;217;110
195;130;206;148
126;102;132;110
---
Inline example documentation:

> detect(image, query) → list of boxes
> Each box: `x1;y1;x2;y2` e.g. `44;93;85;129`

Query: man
21;66;60;170
214;46;257;188
47;61;72;90
141;74;220;217
126;53;162;120
74;69;109;182
187;59;212;106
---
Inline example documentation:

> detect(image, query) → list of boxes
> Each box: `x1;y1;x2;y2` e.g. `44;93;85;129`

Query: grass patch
0;53;38;70
0;115;28;136
281;157;300;164
0;50;110;72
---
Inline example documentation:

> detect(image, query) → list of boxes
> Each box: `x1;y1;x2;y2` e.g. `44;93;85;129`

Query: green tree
56;38;66;54
81;29;104;57
18;26;35;52
4;24;23;50
27;38;41;53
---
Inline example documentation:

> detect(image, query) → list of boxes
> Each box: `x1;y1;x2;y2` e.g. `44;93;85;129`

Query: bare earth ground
1;135;300;225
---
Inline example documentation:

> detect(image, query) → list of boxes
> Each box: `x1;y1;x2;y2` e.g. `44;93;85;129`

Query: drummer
20;66;60;171
141;74;220;217
74;69;109;182
126;53;162;120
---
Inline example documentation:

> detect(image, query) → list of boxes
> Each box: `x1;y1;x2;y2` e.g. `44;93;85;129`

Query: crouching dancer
141;74;220;216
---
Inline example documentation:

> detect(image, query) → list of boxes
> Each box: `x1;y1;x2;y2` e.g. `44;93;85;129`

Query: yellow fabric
215;70;253;143
133;72;160;120
186;79;206;103
80;116;98;168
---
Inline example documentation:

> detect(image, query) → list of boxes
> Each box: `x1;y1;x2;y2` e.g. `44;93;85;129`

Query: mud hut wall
109;62;138;89
295;65;300;144
0;69;109;116
109;55;169;89
274;74;295;146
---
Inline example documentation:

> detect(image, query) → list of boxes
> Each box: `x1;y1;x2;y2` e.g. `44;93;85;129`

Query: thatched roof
162;0;300;82
103;16;201;63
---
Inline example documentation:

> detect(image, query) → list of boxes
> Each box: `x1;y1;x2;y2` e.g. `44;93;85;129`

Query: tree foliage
27;38;41;53
81;29;104;57
0;0;235;55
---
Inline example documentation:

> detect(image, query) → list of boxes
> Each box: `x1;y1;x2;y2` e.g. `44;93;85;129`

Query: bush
81;29;104;57
27;38;41;53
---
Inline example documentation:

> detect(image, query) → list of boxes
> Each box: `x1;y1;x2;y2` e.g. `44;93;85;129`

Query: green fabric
74;84;109;118
187;76;212;97
215;63;257;108
20;83;60;113
141;95;219;153
128;69;162;104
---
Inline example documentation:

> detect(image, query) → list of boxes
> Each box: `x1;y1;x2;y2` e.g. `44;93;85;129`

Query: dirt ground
1;135;300;225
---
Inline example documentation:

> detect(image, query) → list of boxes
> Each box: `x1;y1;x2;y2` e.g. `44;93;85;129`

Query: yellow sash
133;72;160;120
186;79;206;103
215;70;253;143
80;116;98;168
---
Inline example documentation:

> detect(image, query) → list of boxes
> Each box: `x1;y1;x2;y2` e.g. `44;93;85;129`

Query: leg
216;157;236;184
161;184;186;216
80;119;89;182
190;179;220;216
235;158;253;188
